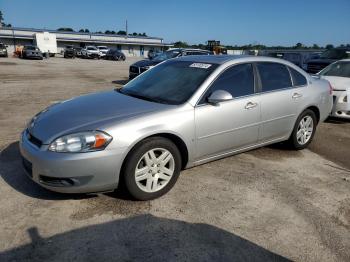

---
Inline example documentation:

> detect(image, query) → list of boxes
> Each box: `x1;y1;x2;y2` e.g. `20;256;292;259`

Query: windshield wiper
116;89;165;104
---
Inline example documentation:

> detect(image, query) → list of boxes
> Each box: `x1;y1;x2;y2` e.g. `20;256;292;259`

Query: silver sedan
20;56;333;200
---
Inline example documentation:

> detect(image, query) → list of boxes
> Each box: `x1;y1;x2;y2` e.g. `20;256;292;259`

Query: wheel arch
120;132;190;177
304;105;320;124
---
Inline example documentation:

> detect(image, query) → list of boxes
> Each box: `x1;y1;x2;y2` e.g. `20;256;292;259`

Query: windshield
319;49;349;60
0;44;5;48
319;61;350;78
87;47;97;50
119;60;218;105
153;50;181;61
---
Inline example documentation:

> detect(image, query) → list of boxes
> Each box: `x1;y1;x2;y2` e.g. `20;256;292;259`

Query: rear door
255;62;299;142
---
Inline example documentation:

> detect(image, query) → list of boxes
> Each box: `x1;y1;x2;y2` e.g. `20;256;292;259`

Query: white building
0;27;173;57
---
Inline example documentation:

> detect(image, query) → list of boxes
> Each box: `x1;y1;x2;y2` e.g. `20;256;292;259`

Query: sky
1;0;349;47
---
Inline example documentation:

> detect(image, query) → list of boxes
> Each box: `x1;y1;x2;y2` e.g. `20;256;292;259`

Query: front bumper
19;130;125;193
0;50;7;57
331;90;350;119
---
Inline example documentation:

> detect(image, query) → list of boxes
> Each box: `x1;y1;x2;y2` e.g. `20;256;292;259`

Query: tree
312;44;320;49
117;30;127;35
79;29;85;32
57;28;74;32
294;42;304;49
173;41;189;48
325;44;334;50
84;29;89;33
0;10;4;26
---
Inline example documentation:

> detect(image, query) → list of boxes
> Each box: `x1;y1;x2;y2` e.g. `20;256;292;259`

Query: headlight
48;131;112;153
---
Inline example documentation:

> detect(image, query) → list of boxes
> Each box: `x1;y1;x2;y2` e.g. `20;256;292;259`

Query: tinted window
200;64;254;104
257;62;292;92
121;60;218;105
289;67;307;86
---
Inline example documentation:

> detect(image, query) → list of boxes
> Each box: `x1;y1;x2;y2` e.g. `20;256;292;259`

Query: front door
195;63;260;160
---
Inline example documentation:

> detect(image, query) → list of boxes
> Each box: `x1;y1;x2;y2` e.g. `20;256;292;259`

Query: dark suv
104;49;126;61
306;48;350;73
64;45;76;58
129;48;212;79
0;43;8;57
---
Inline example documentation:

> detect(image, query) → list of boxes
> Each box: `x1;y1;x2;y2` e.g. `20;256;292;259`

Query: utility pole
125;19;128;36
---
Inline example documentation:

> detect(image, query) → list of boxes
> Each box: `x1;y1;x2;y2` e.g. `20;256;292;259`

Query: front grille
130;66;140;74
22;157;33;177
26;130;43;148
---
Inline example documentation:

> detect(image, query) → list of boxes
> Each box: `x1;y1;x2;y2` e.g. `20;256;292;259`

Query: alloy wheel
296;115;314;145
134;148;175;193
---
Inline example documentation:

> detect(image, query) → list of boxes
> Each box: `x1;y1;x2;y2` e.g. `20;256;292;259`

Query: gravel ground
0;57;349;262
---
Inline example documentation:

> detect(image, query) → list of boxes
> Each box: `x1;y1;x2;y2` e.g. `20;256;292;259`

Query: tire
288;109;317;150
123;137;182;200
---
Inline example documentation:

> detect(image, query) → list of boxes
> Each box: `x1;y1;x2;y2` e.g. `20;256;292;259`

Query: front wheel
123;137;182;200
288;109;317;150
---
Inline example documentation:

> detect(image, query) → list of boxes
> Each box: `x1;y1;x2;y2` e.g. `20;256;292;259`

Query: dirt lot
0;57;349;262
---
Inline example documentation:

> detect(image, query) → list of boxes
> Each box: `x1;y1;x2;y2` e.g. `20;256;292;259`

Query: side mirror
207;90;233;105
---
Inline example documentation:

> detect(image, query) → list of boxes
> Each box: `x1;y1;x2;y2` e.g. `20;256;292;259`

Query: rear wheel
288;109;317;149
123;137;182;200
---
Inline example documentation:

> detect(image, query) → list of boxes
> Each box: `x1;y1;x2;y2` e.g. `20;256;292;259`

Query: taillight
329;83;333;95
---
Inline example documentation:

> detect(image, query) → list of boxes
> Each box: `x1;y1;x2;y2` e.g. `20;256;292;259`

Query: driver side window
199;63;255;104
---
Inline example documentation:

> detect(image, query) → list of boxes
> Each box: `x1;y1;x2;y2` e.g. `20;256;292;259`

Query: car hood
320;75;350;90
29;90;170;144
131;59;161;67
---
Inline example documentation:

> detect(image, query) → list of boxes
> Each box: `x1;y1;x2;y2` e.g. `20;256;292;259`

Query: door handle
292;93;303;99
245;102;258;110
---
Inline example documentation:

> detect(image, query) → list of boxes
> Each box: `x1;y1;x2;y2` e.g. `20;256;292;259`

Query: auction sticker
190;63;212;69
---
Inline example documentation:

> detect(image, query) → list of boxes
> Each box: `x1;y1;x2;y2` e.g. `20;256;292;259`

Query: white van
35;32;57;56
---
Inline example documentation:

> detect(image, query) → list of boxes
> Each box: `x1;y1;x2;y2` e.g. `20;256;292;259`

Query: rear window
319;62;350;78
257;62;292;92
289;67;307;86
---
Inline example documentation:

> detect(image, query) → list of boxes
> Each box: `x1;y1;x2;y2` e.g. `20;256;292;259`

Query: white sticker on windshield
190;63;212;69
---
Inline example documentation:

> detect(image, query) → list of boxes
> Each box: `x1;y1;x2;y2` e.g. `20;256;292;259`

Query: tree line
173;41;350;50
56;27;147;37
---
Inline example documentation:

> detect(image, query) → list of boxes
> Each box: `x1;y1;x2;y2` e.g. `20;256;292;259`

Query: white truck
34;32;57;56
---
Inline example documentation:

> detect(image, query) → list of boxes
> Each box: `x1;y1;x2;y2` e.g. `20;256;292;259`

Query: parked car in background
97;46;109;57
306;48;350;74
74;47;83;58
21;45;43;60
81;46;100;59
104;49;126;61
319;59;350;119
129;48;212;79
262;50;323;70
148;49;162;60
63;45;76;58
20;56;332;200
0;43;8;57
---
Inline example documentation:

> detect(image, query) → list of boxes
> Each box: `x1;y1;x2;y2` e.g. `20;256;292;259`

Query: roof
176;55;250;64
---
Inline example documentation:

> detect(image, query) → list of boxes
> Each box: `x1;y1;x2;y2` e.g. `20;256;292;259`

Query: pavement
0;57;349;262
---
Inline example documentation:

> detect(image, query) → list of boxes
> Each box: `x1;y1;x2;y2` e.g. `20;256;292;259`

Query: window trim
287;66;308;88
254;62;294;94
196;62;258;107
